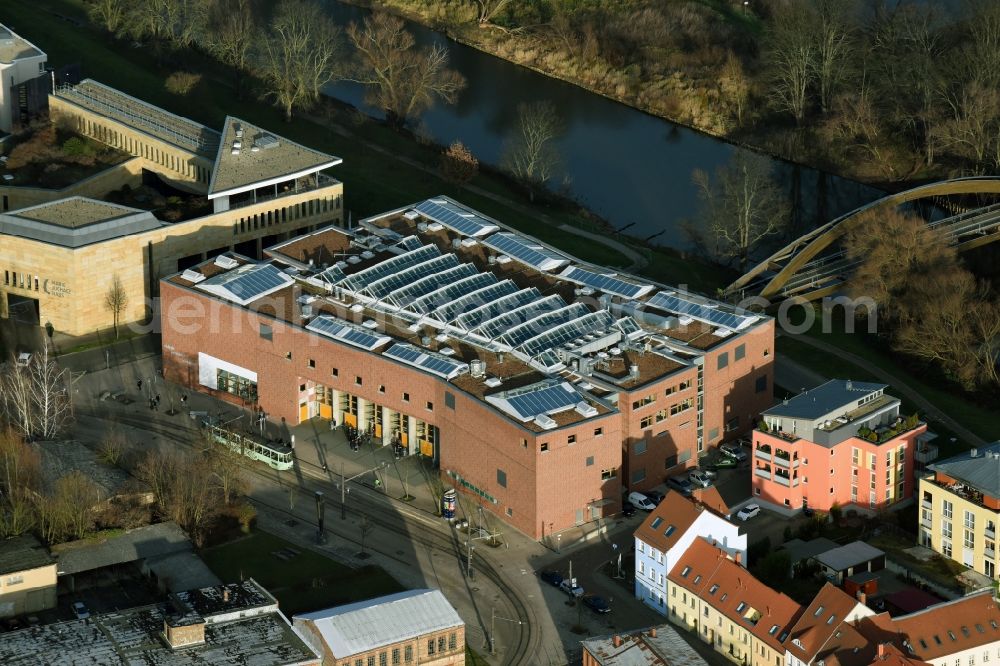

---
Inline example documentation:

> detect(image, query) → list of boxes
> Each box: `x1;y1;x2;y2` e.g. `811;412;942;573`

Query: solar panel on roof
520;311;616;356
196;263;292;304
306;315;392;351
383;343;469;379
340;244;440;292
384;264;477;307
396;236;423;251
431;280;518;323
454;288;541;330
476;295;567;340
481;232;569;272
559;266;653;299
413;199;499;237
315;265;346;284
364;254;460;299
487;379;583;421
646;291;759;330
409;273;498;315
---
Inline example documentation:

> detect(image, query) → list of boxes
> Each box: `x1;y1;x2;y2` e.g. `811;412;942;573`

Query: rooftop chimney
613;635;623;648
223;588;230;603
734;552;742;565
971;448;979;458
877;644;887;659
163;616;206;650
858;591;867;606
649;627;657;638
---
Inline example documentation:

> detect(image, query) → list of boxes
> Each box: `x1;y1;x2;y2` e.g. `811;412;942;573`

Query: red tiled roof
868;643;933;666
889;591;1000;661
634;491;704;554
692;486;730;517
787;583;867;663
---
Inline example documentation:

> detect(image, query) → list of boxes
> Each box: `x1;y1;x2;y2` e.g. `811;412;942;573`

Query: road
68;355;671;665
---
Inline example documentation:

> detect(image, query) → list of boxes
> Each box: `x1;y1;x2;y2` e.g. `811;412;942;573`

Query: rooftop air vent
427;222;444;232
181;269;205;283
469;359;485;378
403;210;419;220
234;124;243;138
485;377;502;388
534;414;557;430
360;250;375;260
350;303;364;313
254;134;280;150
301;304;313;318
214;255;239;269
417;222;429;232
495;255;512;264
461;238;478;247
362;320;378;329
297;295;316;305
346;256;362;264
575;402;598;417
439;347;456;356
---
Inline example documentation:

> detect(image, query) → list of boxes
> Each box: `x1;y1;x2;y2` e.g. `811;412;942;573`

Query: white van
628;492;656;511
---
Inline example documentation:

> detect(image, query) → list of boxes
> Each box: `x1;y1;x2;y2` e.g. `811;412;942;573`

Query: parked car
621;503;636;518
583;595;611;614
644;489;666;505
540;570;563;587
688;470;713;488
710;457;738;470
720;443;748;462
560;579;585;597
72;601;91;620
15;352;31;367
666;476;693;496
736;504;761;521
627;492;656;511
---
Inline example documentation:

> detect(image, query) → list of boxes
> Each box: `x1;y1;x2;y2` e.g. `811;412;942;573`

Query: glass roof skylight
363;254;460;299
475;294;567;340
430;280;518;324
306;315;392;351
499;303;591;348
409;273;498;315
454;288;541;331
339;244;440;293
519;311;617;357
196;263;293;305
413;198;499;237
559;266;653;299
384;264;477;307
484;379;588;422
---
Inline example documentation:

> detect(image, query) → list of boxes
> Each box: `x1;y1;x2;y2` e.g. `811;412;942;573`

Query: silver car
689;470;713;488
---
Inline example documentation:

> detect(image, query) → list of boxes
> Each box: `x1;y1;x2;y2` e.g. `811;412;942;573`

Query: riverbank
337;0;932;193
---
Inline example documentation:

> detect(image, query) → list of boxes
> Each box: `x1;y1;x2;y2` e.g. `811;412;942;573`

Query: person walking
137;379;143;391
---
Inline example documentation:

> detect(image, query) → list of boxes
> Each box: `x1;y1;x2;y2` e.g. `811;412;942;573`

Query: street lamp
743;0;750;15
338;461;389;519
490;607;524;655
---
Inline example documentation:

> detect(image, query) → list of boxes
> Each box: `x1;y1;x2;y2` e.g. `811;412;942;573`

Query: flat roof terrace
55;79;221;157
0;24;43;63
0;196;162;247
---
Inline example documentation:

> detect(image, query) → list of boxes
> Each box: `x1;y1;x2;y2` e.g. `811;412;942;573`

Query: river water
320;0;884;250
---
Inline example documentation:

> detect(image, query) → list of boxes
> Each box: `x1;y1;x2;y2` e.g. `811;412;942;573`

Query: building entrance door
6;293;39;325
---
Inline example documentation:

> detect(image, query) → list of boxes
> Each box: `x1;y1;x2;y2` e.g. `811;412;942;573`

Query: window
332;367;339;377
506;507;513;516
380;652;387;666
445;391;455;409
725;417;740;432
402;392;410;402
428;639;435;655
367;657;375;666
355;376;363;386
670;399;693;416
634;440;647;455
392;648;400;664
438;637;446;653
6;575;22;585
540;442;548;452
943;500;954;519
568;434;576;444
942;520;953;540
426;401;433;411
665;454;678;468
308;359;316;368
965;511;976;530
259;324;272;341
594;427;603;437
300;384;307;392
755;375;768;394
497;469;507;488
681;566;691;577
708;427;719;442
632;394;656;409
640;415;654;428
965;530;975;549
632;468;646;483
404;646;412;662
449;633;457;650
717;352;729;370
285;351;292;360
379;385;386;394
586;456;594;466
735;344;746;361
601;468;617;480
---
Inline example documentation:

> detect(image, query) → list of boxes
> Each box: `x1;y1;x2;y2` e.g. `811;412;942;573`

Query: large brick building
160;197;774;537
751;380;926;515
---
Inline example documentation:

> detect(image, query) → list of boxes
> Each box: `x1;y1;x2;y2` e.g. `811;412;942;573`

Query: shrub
62;137;94;157
165;71;202;96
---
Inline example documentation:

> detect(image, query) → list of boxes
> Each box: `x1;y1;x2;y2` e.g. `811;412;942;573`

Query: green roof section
207;116;341;198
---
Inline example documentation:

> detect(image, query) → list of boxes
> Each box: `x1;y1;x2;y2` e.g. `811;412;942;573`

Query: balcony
986;548;996;560
755;468;772;481
922;498;933;510
774;475;792;487
987;527;996;540
921;518;932;529
227;172;341;211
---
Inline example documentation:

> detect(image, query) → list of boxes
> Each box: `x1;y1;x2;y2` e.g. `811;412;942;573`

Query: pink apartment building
751;380;926;514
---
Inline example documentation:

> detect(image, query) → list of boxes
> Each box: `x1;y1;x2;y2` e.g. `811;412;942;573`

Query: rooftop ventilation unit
301;304;313;318
346;256;362;264
421;336;432;346
534;414;557;430
427;222;444;232
435;333;449;342
181;269;205;283
214;255;239;269
234;124;243;138
417;222;429;232
495;255;512;264
439;347;456;356
470;359;485;378
403;210;420;220
360;250;375;260
575;402;598;417
485;377;502;388
461;238;478;247
452;238;463;249
297;295;316;305
362;319;378;329
350;303;364;313
254;134;280;150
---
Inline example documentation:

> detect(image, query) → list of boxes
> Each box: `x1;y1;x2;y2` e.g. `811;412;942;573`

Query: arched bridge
725;177;1000;301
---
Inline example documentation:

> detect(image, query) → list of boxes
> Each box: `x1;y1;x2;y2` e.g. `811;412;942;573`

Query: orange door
319;403;332;420
299;403;308;423
344;412;357;428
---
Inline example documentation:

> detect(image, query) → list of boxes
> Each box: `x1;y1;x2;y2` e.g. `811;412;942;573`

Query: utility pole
490;607;524;655
464;517;502;579
339;461;388;519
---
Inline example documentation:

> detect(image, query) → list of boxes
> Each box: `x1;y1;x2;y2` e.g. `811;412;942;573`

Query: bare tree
97;427;131;467
473;0;514;26
105;274;129;340
53;471;102;541
88;0;128;34
501;100;563;200
204;0;257;99
0;345;73;441
0;428;41;537
257;0;341;122
120;0;202;50
440;141;479;187
205;437;246;506
720;53;751;130
692;153;789;271
810;0;858;115
347;13;465;129
764;3;816;125
937;80;1000;172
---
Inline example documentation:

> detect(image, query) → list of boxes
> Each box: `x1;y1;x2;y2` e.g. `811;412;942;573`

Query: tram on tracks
201;419;294;471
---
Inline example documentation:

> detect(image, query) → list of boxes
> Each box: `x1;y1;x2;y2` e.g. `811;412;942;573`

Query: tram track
76;407;540;665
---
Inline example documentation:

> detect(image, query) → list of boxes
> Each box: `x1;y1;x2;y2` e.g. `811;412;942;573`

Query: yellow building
918;442;1000;580
0;534;57;618
0;79;344;337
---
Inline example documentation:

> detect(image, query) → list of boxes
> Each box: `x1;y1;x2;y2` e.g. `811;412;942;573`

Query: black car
621;503;636;517
540;570;563;587
644;490;666;505
583;595;611;614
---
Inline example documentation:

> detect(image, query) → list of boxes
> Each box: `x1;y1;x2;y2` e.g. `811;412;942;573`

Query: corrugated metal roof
929;441;1000;497
815;541;884;572
293;589;462;657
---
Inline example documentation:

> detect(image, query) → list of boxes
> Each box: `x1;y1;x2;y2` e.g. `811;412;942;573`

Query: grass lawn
201;530;403;616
